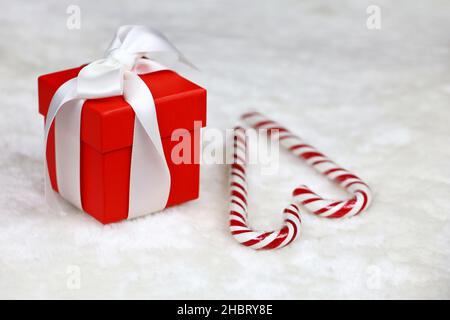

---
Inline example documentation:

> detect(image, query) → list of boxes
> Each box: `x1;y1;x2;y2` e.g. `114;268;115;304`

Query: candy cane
229;126;302;249
241;112;373;219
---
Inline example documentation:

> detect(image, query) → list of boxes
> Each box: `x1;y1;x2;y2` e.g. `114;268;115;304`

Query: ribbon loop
76;58;124;98
76;25;196;100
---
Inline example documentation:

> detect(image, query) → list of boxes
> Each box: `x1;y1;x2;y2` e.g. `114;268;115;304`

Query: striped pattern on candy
241;112;373;219
229;126;302;249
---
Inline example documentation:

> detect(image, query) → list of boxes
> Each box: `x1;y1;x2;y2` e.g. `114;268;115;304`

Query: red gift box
38;65;207;224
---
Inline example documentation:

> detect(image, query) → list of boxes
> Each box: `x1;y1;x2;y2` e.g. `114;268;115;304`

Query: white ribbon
45;25;194;219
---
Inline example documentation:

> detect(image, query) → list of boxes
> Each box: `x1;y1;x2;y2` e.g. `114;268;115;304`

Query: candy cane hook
241;112;373;219
229;127;302;249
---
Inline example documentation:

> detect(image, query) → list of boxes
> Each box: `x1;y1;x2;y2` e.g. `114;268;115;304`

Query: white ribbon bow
45;25;194;219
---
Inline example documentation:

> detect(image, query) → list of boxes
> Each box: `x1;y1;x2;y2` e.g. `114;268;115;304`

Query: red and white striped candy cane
229;126;302;249
241;112;373;219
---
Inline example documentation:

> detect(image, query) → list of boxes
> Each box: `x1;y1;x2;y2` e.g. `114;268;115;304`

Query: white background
0;0;449;299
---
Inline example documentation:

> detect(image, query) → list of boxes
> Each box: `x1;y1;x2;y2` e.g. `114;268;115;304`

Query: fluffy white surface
0;0;449;299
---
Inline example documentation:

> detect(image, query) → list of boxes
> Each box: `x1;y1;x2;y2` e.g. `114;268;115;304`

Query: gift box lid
38;66;206;153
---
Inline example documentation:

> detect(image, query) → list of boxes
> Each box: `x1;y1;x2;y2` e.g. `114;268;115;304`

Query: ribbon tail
123;72;171;218
44;165;61;212
44;161;78;214
44;78;84;212
178;54;199;71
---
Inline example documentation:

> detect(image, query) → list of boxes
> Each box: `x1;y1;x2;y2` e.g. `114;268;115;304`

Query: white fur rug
1;0;449;299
